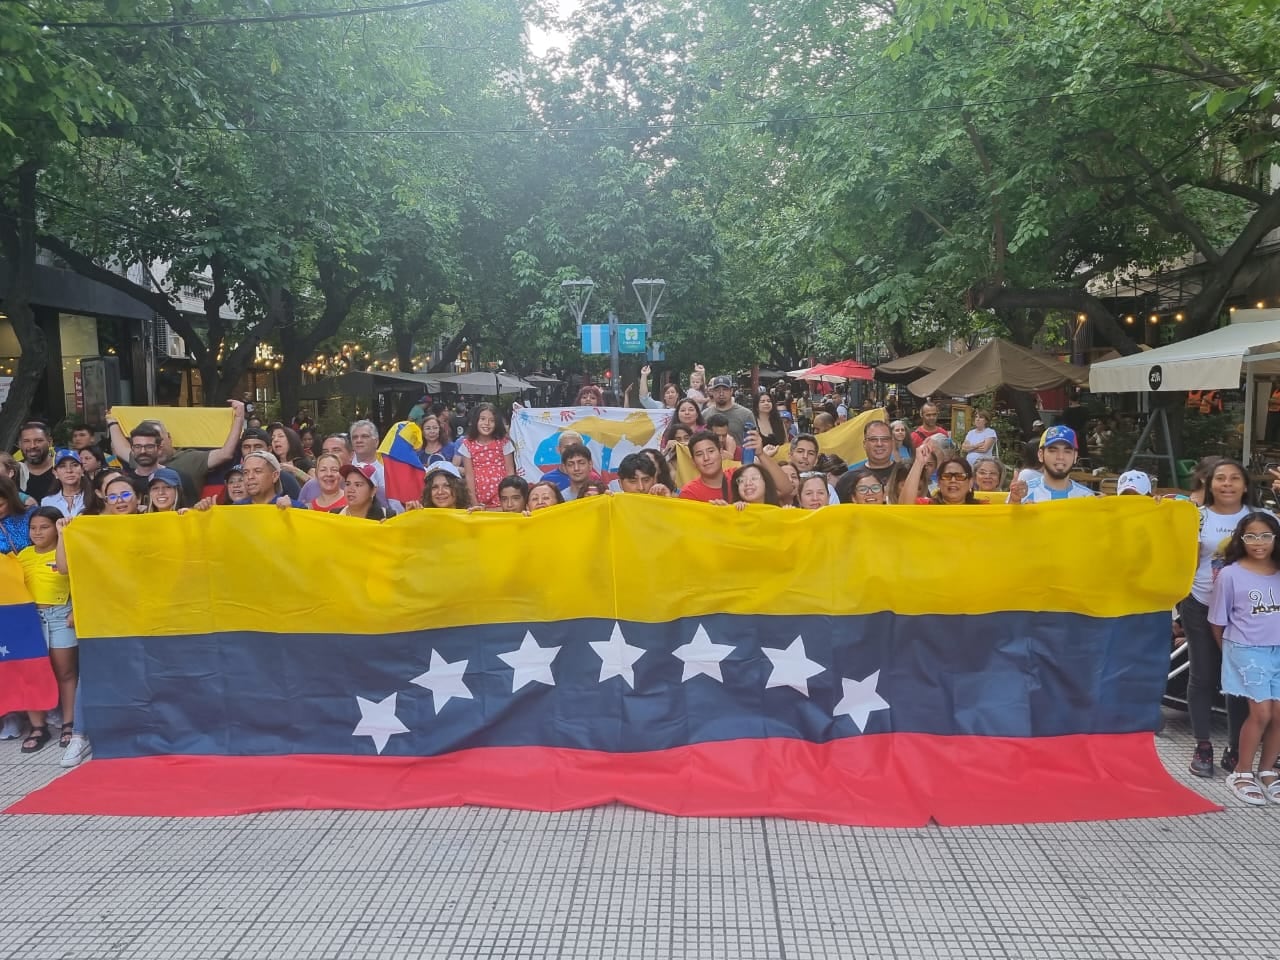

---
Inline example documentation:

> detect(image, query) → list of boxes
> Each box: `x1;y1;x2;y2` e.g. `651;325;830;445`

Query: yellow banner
0;554;34;606
63;496;1196;638
112;406;235;449
773;407;887;464
672;407;889;488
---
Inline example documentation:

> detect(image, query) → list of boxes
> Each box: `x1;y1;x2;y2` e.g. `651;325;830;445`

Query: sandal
1227;771;1267;806
20;726;50;754
58;725;74;749
1259;770;1280;805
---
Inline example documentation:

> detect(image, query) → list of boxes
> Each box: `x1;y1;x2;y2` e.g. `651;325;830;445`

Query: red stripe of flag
6;733;1218;825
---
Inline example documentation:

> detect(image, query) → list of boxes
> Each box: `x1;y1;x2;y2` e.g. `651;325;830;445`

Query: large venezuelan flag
10;498;1215;825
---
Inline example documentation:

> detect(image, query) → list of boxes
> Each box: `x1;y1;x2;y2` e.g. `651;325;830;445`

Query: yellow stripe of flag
64;496;1196;638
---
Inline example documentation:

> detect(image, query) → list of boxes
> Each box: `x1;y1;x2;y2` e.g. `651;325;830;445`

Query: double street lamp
560;277;668;387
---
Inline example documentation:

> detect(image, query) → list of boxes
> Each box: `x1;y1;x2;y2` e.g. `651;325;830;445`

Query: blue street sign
618;324;647;354
581;324;609;355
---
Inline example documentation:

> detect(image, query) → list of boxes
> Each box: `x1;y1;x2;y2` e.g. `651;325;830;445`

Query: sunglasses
939;472;969;481
106;491;135;503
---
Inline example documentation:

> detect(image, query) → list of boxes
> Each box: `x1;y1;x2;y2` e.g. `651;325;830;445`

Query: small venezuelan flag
0;555;58;715
377;420;426;504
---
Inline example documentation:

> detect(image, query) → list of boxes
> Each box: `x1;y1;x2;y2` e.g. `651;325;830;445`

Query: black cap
240;427;271;446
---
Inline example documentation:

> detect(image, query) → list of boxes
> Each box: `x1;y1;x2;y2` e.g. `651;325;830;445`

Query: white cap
1116;470;1152;496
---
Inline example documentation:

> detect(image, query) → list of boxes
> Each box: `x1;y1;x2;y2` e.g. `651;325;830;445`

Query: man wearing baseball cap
1008;425;1095;503
232;451;302;508
702;375;753;444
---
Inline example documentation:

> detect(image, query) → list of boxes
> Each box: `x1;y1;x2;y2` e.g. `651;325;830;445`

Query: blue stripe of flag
80;610;1168;760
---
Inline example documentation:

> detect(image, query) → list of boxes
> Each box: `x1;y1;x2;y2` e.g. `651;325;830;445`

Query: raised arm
104;409;131;462
745;428;792;502
902;442;933;503
206;400;247;469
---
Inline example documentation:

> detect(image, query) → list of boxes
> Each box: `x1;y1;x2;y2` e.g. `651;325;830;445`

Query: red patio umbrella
804;359;877;382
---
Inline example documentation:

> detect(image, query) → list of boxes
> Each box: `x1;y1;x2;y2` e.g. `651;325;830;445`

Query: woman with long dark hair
730;463;780;509
40;450;98;518
1183;458;1256;778
752;392;788;455
0;474;35;554
270;424;314;487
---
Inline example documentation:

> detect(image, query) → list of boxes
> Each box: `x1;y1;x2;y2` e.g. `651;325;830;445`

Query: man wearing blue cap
1008;426;1095;503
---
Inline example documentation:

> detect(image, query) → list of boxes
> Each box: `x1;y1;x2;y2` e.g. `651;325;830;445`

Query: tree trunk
428;322;473;373
394;327;415;374
0;163;49;451
273;262;365;418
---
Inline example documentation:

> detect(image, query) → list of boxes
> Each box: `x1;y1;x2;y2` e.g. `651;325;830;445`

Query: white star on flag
498;631;562;692
0;646;8;657
763;636;824;697
673;624;735;683
352;693;409;754
589;622;646;688
833;671;891;732
411;649;474;713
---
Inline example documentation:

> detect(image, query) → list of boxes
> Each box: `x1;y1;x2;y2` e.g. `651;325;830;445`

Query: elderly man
349;419;386;490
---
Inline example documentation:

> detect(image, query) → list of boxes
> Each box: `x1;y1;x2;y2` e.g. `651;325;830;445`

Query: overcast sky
526;0;581;59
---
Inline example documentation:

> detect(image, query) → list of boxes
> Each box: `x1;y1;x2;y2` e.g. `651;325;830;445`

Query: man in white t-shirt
1008;426;1095;503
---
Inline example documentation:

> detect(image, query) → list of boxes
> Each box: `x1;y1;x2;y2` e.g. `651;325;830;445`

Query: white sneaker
60;736;91;768
0;715;21;740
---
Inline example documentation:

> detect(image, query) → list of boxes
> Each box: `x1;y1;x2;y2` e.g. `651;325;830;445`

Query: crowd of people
2;366;1280;807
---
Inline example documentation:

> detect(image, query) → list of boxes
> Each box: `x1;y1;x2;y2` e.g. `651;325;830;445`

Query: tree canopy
3;0;1279;439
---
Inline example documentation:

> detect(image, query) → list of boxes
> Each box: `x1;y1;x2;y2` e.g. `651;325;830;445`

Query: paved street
0;708;1272;960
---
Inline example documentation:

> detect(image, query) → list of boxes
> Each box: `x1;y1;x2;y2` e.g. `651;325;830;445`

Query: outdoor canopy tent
875;347;955;381
297;370;442;400
1089;308;1280;465
434;371;534;395
908;339;1088;398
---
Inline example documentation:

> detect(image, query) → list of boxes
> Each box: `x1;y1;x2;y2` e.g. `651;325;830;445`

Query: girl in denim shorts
1209;511;1280;805
16;507;77;754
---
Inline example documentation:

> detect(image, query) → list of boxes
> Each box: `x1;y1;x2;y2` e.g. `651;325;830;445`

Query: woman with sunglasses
101;476;141;515
904;442;980;505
